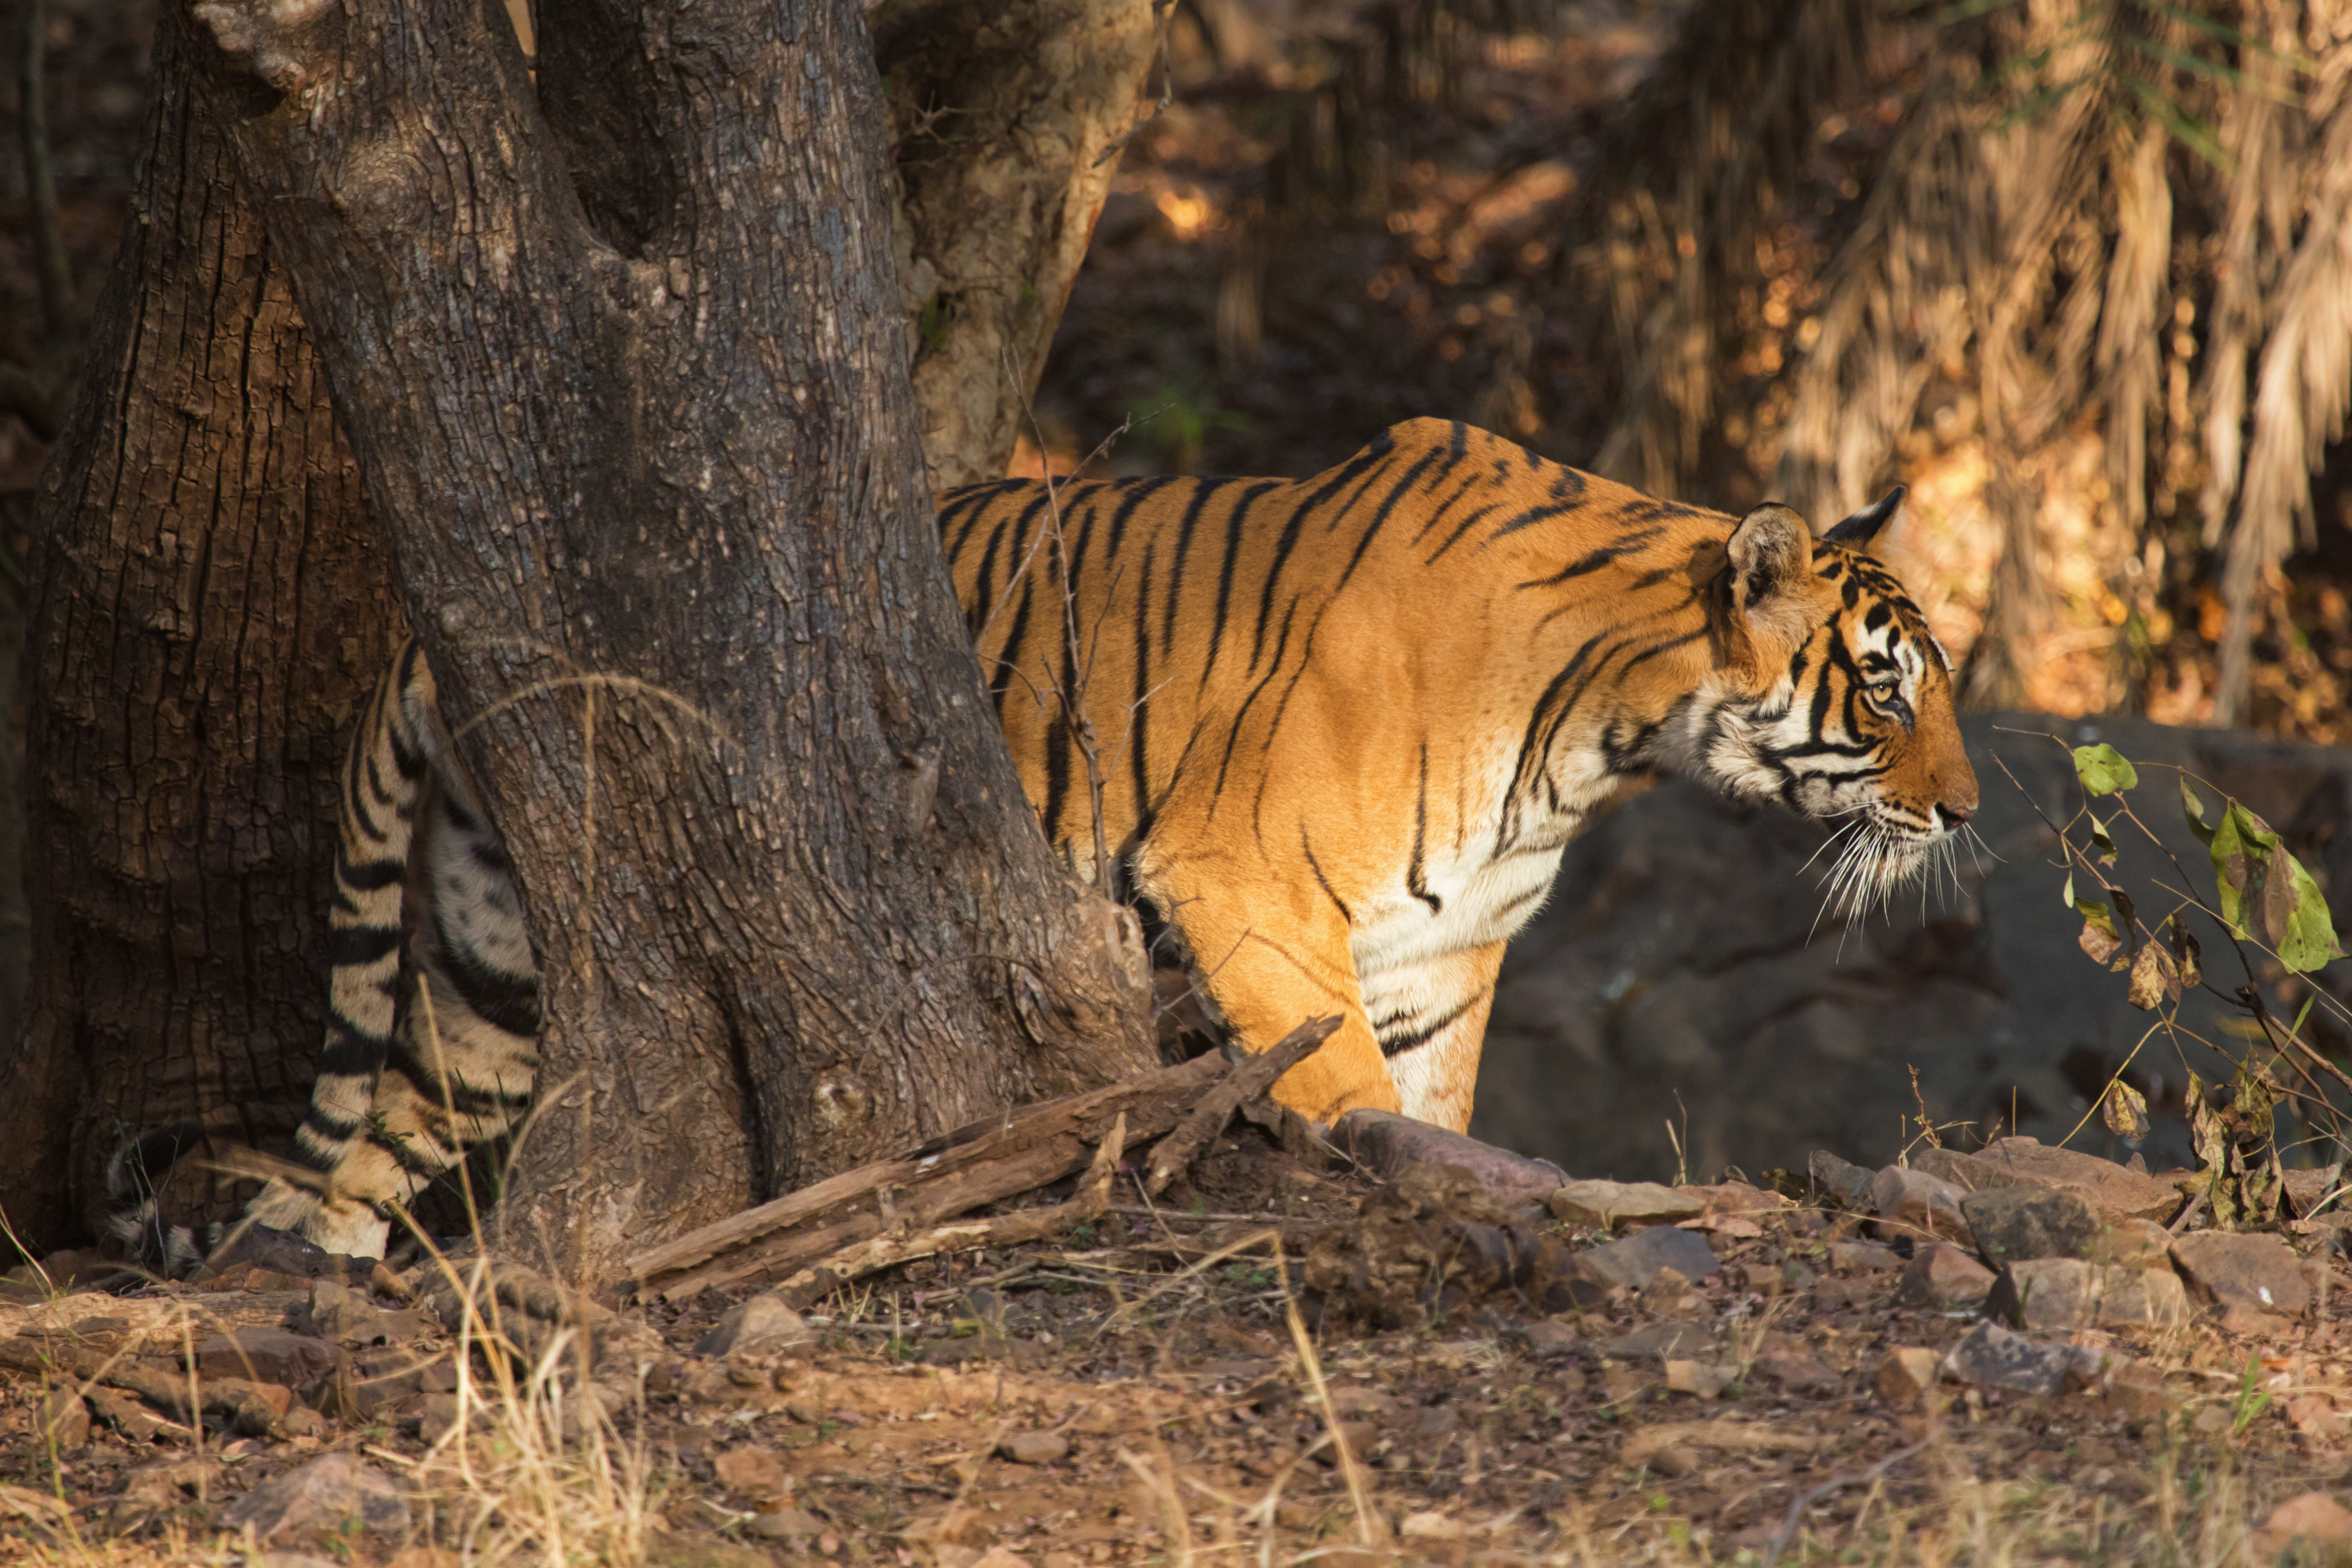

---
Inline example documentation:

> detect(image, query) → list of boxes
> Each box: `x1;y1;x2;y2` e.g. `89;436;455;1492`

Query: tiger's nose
1938;800;1975;828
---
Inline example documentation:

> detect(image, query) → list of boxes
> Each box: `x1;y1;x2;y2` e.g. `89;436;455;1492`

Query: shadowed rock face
1470;713;2352;1183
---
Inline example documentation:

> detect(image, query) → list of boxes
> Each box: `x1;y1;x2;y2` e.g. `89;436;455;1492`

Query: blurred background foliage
7;0;2352;744
1024;0;2352;742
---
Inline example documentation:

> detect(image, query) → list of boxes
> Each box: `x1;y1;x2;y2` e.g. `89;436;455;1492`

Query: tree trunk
185;0;1155;1281
875;0;1160;489
2;9;403;1250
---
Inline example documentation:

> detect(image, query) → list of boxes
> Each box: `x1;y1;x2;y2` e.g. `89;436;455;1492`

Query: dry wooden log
627;1016;1342;1298
1144;1017;1338;1194
773;1113;1129;1308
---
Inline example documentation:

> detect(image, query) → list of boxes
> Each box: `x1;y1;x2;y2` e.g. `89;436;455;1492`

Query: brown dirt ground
6;1122;2352;1566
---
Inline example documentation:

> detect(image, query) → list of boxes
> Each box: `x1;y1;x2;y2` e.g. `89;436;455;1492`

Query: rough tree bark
181;0;1156;1279
875;0;1161;489
1;10;402;1249
1;2;1159;1257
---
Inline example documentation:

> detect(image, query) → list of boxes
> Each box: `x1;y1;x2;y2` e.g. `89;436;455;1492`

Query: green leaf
2073;744;2139;796
2061;868;2075;909
2210;802;2278;939
2181;776;2215;844
2261;843;2339;974
2089;814;2119;867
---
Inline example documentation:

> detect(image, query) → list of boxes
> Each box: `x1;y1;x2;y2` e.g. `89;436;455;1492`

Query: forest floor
4;1117;2352;1567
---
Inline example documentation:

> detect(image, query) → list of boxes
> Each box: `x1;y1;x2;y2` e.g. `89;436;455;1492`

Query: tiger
109;417;1973;1268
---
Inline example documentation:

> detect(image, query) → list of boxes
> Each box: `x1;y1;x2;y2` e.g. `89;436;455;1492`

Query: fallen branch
627;1016;1341;1300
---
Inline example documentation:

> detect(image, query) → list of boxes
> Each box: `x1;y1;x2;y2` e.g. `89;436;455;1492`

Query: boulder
1871;1166;1968;1242
1470;712;2352;1179
219;1454;410;1544
1988;1259;2190;1331
1894;1243;1996;1308
694;1294;813;1359
1941;1320;2111;1396
1576;1225;1719;1290
2170;1231;2312;1317
1547;1180;1703;1230
1960;1187;2100;1267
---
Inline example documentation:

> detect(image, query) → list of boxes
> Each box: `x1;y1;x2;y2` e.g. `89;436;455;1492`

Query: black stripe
1515;526;1667;588
1408;744;1442;913
433;913;545;1040
1250;450;1390;672
1334;444;1444;594
1379;990;1486;1057
1301;827;1352;925
988;575;1036;718
1424;502;1501;564
330;925;403;968
1162;479;1230;660
1129;536;1156;840
1103;476;1179;566
337;848;405;894
1205;481;1280;688
966;505;1020;638
1213;599;1299;804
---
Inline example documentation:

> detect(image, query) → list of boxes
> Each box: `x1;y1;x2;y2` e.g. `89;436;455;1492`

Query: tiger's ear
1726;503;1814;620
1823;485;1906;551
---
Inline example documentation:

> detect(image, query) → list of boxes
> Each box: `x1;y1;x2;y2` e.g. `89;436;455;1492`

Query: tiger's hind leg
251;645;540;1262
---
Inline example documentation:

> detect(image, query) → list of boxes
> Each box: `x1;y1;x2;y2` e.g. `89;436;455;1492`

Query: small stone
194;1328;343;1396
407;1393;472;1443
1663;1360;1723;1398
2171;1231;2312;1318
1577;1226;1720;1290
2288;1395;2346;1442
1596;1320;1713;1360
2104;1363;2177;1419
1940;1320;2109;1396
1874;1347;1940;1401
2252;1492;2352;1559
218;1453;410;1543
2284;1166;2346;1219
1548;1180;1705;1230
86;1385;168;1442
693;1293;813;1359
35;1385;90;1449
2216;1304;2298;1340
1754;1355;1841;1396
999;1430;1072;1465
1989;1259;2190;1331
274;1406;330;1439
1398;1512;1467;1540
1523;1318;1578;1354
1650;1444;1702;1477
1828;1242;1902;1272
713;1446;792;1501
1895;1243;1996;1308
967;1549;1026;1568
1872;1166;1970;1242
1809;1150;1875;1208
1961;1187;2099;1267
744;1509;827;1541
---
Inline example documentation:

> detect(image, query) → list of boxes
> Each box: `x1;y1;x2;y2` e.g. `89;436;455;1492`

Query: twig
1145;1016;1340;1193
1760;1439;1929;1568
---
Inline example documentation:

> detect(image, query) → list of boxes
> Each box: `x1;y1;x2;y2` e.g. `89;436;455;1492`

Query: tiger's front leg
1137;858;1402;1123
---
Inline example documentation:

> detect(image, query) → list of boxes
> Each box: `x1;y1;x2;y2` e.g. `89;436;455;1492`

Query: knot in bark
193;0;341;94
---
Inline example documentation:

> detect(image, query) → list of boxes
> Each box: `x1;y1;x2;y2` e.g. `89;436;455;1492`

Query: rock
1874;1348;1940;1401
1753;1354;1841;1395
276;1405;330;1439
1827;1241;1902;1271
189;1224;370;1286
2216;1304;2298;1340
1988;1259;2190;1331
1399;1511;1467;1540
2170;1231;2311;1318
713;1445;792;1501
2103;1363;2178;1419
1596;1320;1713;1360
1895;1243;1996;1308
2284;1166;2346;1219
1331;1109;1568;1211
1937;1138;2186;1224
1871;1166;1969;1242
2288;1394;2347;1442
219;1454;410;1543
1547;1180;1704;1230
194;1328;343;1396
1663;1360;1724;1398
1809;1151;1876;1208
35;1384;89;1448
2086;1217;2174;1270
694;1294;814;1359
298;1280;431;1347
1000;1430;1072;1465
1577;1226;1720;1290
745;1509;827;1541
1940;1320;2110;1395
1470;713;2352;1182
1523;1318;1578;1354
2252;1492;2352;1559
408;1393;480;1443
87;1384;169;1441
1961;1187;2100;1267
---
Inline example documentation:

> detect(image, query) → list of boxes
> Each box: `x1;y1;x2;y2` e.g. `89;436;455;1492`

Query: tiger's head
1684;486;1978;913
